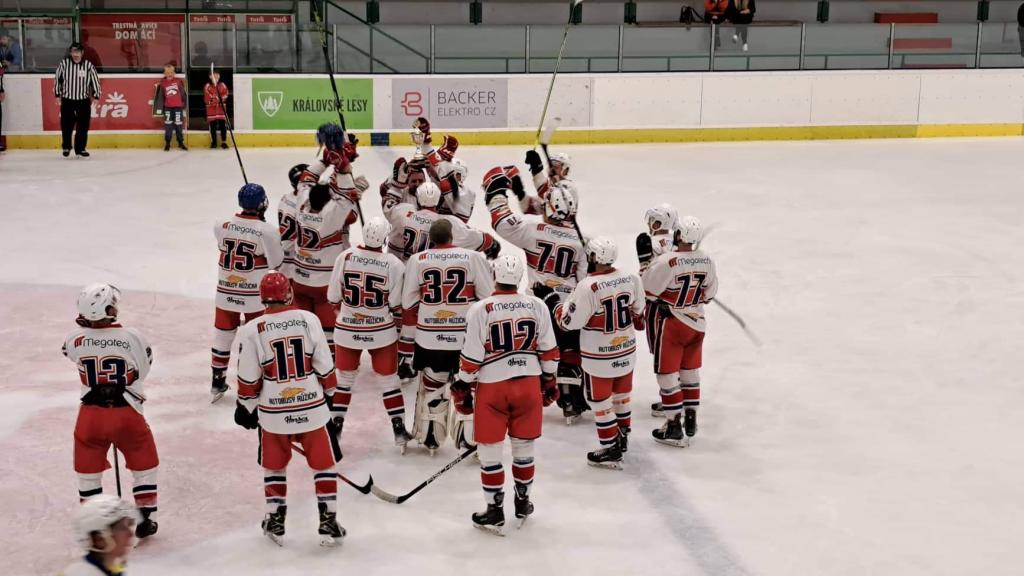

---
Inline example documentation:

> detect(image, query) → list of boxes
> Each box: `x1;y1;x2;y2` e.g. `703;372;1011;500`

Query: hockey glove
323;147;350;174
483;235;501;260
632;312;646;331
531;283;561;314
636;233;654;267
234;402;259;430
525;150;544;175
502;165;526;201
483;167;512;206
398;354;418;380
438;134;459;161
392;157;410;189
541;373;560;407
450;379;475;415
327;416;344;439
354;175;370;193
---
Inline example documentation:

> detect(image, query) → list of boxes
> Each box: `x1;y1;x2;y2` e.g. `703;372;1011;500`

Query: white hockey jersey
400;245;495;353
641;249;719;332
292;193;358;288
327;246;405;350
62;324;153;414
519;175;578;216
457;289;559;384
640;232;676;274
235;307;336;434
277;190;300;278
556;268;645;378
384;203;495;263
214;214;284;313
489;200;586;301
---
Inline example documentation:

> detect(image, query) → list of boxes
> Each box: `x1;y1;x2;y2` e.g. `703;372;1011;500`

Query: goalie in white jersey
327;216;413;450
642;216;719;447
483;166;590;422
211;183;284;401
555;238;645;469
63;284;159;540
233;271;345;546
400;219;495;453
452;254;560;534
383;180;498;263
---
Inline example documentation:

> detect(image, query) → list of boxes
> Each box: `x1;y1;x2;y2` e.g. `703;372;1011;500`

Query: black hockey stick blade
341;474;374;495
371;445;478;504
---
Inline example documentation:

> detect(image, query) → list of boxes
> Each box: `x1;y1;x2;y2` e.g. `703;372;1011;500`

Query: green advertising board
252;78;373;130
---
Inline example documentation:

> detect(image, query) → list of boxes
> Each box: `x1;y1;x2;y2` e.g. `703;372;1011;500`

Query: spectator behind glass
80;29;104;71
0;27;23;69
704;0;730;47
728;0;756;52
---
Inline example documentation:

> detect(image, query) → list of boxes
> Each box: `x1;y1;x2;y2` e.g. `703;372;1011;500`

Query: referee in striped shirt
54;42;100;158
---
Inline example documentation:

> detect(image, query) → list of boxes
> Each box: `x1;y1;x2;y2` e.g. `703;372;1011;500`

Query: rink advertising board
251;78;372;130
391;78;508;130
40;77;167;131
79;13;185;69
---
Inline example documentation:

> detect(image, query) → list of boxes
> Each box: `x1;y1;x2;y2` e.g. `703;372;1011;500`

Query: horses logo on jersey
610;336;631;348
434;310;458;319
226;274;246;284
280;387;305;400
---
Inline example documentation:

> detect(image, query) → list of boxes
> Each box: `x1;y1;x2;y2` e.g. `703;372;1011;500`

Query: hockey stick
371;445;478;504
112;445;123;498
538;117;587;244
310;0;366;226
211;63;248;185
533;0;585;147
289;442;374;495
712;298;761;347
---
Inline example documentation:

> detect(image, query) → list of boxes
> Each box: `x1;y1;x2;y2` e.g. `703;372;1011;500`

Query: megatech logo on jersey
79;337;131;351
258;91;283;117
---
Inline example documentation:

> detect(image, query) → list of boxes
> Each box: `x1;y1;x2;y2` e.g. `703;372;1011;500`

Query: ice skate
513;485;533;529
652;415;688;447
472;493;505;536
618;427;630;454
135;510;158;539
651;401;664;417
262;506;286;546
684;408;698;438
210;369;228;404
317;503;346;547
587;445;624;470
391;417;412;454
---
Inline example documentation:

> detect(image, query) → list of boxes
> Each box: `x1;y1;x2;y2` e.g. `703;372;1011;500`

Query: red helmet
259;271;292;305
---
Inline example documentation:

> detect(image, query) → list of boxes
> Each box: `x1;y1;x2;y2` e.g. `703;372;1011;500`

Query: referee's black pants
60;98;92;153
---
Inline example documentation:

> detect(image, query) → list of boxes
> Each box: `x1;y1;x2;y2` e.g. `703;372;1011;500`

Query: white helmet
586;236;618;266
416;181;441;208
491;253;524;286
75;495;139;552
678;215;703;245
441;158;468;185
550;152;571;178
544;182;578;221
362;216;390;249
645;203;678;234
77;283;121;322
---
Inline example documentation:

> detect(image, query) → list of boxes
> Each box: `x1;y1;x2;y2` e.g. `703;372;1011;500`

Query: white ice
2;138;1023;576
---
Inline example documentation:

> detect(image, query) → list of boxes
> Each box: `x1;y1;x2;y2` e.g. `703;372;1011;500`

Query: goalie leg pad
555;361;582;410
449;407;476;449
412;369;450;446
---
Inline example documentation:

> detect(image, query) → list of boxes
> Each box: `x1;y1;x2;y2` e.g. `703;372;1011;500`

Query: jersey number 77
674;272;708;307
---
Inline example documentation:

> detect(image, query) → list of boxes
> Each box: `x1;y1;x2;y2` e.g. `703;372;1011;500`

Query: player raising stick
452;253;560;534
63;284;159;539
641;216;718;447
233;271;345;547
554;238;645;469
400;219;495;454
519;149;574;215
327;216;413;450
383;180;499;263
484;166;590;423
211;183;284;402
277;163;308;280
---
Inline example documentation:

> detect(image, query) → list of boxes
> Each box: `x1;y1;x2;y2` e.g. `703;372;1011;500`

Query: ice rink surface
2;138;1023;576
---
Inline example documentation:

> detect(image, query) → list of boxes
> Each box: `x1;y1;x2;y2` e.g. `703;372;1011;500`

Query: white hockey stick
533;0;584;147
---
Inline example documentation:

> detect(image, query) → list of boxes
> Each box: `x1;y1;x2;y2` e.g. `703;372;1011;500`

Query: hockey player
234;271;345;547
292;181;359;348
435;157;475;223
62;495;138;576
519;149;574;215
63;284;159;539
400;219;495;452
483;166;590;422
554;238;645;469
637;203;679;274
384;180;499;263
277;163;308;279
211;183;284;401
452;253;559;534
327;216;412;450
642;216;718;447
